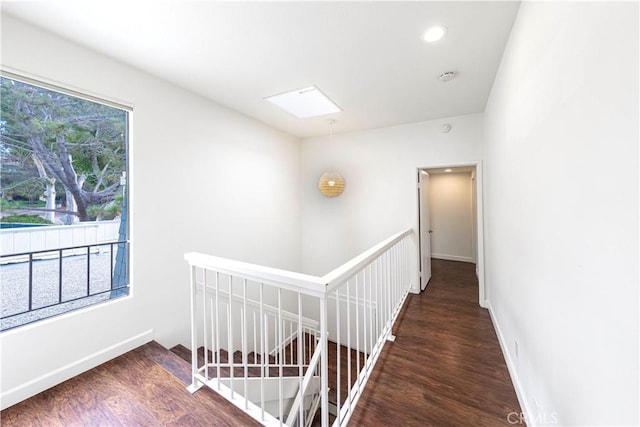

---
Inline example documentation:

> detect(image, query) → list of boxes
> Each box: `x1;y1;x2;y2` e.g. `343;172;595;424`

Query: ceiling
2;1;520;139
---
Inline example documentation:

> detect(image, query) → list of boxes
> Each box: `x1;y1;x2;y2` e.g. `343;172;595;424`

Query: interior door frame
416;161;487;308
418;170;432;291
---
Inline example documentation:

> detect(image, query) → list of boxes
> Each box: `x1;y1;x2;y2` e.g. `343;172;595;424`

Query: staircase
140;341;323;425
171;342;367;427
184;229;413;426
174;334;321;426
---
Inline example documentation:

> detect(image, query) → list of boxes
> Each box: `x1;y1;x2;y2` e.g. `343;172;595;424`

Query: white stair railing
185;228;413;427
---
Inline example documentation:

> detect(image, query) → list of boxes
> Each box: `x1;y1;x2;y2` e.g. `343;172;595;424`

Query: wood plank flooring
0;341;259;427
348;259;522;426
1;259;521;426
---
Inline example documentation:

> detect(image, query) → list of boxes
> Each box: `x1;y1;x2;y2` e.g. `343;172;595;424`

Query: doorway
417;162;486;307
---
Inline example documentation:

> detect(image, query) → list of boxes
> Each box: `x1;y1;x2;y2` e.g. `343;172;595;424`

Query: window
0;72;130;331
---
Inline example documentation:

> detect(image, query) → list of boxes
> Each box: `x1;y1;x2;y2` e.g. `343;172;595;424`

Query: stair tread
138;341;193;385
170;343;191;362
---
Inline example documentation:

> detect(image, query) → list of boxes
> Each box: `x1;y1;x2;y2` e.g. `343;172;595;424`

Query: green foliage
104;201;122;218
0;199;22;211
0;177;44;202
0;198;46;211
0;76;127;220
86;192;123;220
0;214;52;224
86;205;104;220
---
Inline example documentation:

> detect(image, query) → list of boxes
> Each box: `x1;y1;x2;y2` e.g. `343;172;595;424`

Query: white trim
487;303;535;426
0;329;153;410
475;161;487;308
0;66;133;111
431;254;476;263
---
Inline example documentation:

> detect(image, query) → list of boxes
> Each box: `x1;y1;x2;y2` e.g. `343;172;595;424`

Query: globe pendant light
319;171;345;197
318;120;345;197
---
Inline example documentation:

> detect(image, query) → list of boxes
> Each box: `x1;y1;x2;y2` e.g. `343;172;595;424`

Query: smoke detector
439;71;456;82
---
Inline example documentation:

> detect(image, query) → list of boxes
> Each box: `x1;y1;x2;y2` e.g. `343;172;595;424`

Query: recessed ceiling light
444;169;452;172
264;86;341;118
423;25;447;43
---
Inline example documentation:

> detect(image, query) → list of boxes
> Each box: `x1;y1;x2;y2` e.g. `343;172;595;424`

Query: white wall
300;114;483;291
428;172;474;263
0;14;302;408
484;2;639;426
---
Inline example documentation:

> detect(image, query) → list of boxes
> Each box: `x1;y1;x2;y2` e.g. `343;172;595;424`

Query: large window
0;73;130;331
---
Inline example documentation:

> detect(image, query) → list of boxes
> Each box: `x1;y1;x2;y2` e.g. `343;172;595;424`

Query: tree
31;154;56;222
0;77;126;221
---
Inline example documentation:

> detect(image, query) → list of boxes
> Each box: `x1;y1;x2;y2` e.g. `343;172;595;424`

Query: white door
419;171;432;290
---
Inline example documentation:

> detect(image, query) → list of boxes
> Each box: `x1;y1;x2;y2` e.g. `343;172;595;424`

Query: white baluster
277;287;283;426
335;287;341;423
355;272;360;387
215;272;221;389
297;292;304;425
259;283;265;421
202;270;208;381
189;265;198;392
363;265;368;368
289;321;294;365
227;300;233;399
209;296;214;378
346;279;351;413
319;296;329;427
242;278;248;410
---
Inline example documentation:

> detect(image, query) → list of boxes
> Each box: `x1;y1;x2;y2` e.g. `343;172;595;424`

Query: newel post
187;263;201;393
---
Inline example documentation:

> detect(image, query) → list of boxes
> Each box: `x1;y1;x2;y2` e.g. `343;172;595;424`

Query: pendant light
318;120;345;197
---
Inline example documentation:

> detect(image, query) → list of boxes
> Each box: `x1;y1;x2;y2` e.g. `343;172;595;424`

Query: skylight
264;86;341;118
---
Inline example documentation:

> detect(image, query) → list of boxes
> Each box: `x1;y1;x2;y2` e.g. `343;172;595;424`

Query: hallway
349;259;522;426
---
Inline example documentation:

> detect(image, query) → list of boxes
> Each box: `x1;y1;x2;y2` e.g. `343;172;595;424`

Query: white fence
0;221;120;257
185;229;413;427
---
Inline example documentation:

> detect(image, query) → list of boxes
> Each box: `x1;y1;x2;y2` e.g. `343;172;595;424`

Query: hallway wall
428;172;475;263
484;2;639;425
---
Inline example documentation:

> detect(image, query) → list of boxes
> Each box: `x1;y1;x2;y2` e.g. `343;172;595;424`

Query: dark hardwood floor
0;341;259;427
1;259;521;427
348;259;522;426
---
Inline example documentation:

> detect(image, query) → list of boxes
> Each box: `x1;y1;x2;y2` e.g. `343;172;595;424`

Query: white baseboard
1;329;153;410
431;254;476;264
486;303;536;426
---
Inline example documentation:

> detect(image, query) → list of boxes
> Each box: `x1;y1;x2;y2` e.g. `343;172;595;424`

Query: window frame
0;68;133;330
